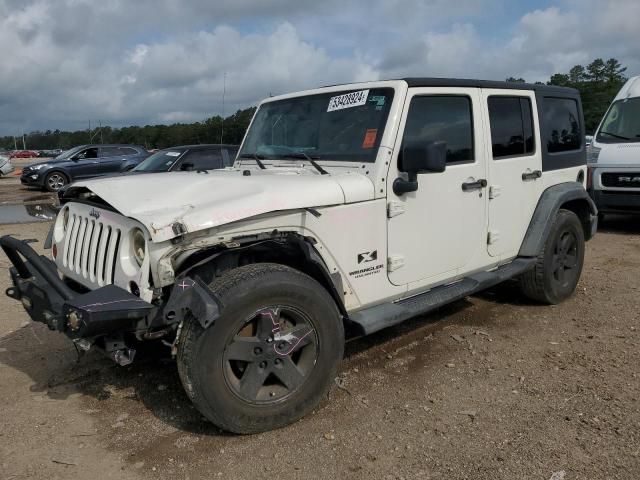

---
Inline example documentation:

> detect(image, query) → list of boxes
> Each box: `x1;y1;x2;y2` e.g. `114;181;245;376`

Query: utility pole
88;119;91;143
99;120;103;144
21;128;26;149
220;72;226;144
13;136;17;150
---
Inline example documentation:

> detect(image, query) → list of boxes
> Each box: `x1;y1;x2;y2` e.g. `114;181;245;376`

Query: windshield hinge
387;201;405;218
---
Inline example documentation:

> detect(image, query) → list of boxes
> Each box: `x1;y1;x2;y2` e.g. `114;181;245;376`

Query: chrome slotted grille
63;213;121;286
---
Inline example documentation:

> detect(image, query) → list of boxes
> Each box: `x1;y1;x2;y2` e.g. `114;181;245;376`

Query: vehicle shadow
0;282;537;438
598;213;640;235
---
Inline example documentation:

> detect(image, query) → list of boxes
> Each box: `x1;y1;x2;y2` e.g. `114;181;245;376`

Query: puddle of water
0;203;59;224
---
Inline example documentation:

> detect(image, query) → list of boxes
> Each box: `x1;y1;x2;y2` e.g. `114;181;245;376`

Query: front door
387;88;488;287
481;89;542;258
67;147;100;179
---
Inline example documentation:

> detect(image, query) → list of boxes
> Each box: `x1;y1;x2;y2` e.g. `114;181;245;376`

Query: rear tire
519;209;585;304
177;263;344;434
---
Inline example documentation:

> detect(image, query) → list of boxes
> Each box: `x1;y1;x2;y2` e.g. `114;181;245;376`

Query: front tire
519;209;585;304
177;263;344;434
44;171;68;192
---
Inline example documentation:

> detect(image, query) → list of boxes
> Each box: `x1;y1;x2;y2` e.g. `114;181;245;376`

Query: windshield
240;88;395;163
55;146;84;160
133;149;185;172
596;97;640;143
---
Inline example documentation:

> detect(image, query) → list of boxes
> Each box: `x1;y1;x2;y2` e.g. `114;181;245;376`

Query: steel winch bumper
1;235;154;340
1;235;223;346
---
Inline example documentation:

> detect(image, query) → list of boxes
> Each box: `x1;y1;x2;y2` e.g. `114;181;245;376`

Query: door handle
522;170;542;181
461;179;487;192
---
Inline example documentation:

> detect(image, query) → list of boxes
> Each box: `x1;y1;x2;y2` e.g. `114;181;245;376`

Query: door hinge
387;255;405;272
387;201;405;218
487;230;500;245
489;185;502;199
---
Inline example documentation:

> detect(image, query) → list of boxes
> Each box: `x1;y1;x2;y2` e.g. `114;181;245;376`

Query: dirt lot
1;215;639;480
0;174;56;206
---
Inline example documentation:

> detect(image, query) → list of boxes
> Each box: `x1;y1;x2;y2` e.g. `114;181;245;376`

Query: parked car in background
10;150;40;159
20;144;149;192
588;76;640;220
38;149;63;158
131;144;238;173
0;155;14;176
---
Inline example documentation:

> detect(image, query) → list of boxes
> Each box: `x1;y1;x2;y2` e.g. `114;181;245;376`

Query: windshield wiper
282;152;328;175
600;131;631;140
239;153;267;169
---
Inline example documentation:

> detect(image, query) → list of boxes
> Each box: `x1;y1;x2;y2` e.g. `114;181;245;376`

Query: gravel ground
0;214;639;480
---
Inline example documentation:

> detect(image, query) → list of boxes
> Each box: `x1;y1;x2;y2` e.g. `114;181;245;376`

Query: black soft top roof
402;77;578;95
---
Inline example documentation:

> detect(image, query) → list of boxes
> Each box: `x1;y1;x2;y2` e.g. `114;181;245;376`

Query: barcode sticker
327;90;369;112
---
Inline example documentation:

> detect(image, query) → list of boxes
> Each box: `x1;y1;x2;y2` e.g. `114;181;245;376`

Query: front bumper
1;235;153;339
20;171;43;186
590;189;640;214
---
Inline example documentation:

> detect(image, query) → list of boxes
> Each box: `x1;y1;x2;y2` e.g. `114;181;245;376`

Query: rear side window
488;96;534;158
118;147;138;156
542;97;581;153
402;95;474;164
100;146;121;157
222;148;238;167
179;149;223;170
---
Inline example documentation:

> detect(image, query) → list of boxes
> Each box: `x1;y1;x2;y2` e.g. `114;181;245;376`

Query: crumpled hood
72;169;374;242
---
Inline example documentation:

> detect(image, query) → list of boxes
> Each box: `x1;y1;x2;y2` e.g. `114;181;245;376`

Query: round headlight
131;228;146;267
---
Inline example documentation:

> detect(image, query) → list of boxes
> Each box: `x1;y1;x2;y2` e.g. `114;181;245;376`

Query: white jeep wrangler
2;78;597;433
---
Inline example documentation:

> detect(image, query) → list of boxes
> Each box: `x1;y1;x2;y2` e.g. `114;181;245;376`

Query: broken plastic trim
163;276;221;329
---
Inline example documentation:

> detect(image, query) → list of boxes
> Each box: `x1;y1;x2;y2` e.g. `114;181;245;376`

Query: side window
223;148;238;167
542;97;581;153
100;146;121;157
179;149;223;170
76;147;99;159
118;147;138;156
488;96;535;158
401;95;474;165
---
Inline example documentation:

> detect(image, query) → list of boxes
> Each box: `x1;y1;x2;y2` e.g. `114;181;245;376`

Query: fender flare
161;234;347;330
519;181;597;257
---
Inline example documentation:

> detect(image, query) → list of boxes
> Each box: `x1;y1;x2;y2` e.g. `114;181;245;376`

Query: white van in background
588;76;640;219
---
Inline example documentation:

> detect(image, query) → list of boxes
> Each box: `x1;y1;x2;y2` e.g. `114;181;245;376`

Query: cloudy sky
1;0;639;135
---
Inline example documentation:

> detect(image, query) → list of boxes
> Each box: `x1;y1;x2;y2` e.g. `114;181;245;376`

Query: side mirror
180;162;194;171
394;141;447;195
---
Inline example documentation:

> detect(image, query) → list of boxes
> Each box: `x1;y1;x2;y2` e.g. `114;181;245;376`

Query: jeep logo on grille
89;208;101;219
618;176;640;183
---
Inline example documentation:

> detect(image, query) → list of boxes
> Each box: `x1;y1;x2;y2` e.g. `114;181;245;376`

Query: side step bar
349;258;536;336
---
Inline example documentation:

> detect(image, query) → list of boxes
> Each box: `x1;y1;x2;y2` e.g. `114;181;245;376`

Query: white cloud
0;0;639;135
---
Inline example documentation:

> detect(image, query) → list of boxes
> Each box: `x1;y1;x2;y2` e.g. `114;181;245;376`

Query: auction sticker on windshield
327;90;369;112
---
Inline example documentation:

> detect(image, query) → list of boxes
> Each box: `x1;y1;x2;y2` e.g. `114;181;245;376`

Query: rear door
98;146;137;173
481;89;542;258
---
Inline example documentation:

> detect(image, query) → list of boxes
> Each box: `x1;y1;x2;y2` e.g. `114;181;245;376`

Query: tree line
1;57;630;151
0;107;256;151
507;58;628;133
